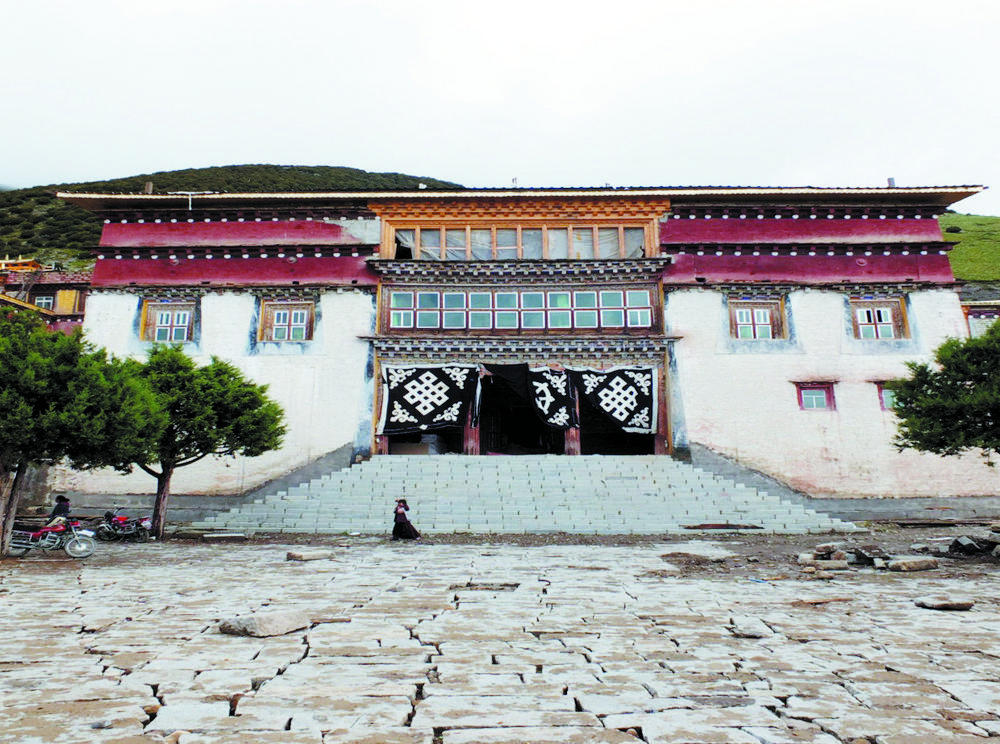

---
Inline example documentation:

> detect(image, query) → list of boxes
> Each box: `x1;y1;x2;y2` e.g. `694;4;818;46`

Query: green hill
939;212;1000;281
0;164;463;268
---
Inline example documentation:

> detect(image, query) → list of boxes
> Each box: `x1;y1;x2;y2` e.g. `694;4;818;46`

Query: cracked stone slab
443;726;638;743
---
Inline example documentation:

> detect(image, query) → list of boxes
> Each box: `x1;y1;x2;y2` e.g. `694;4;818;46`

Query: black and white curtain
528;367;578;430
570;366;657;434
378;364;479;435
379;363;656;436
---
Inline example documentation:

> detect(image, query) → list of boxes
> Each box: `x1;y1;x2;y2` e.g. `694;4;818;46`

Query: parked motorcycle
9;519;97;558
95;508;152;542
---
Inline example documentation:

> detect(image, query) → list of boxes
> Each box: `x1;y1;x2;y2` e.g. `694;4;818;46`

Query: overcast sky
3;0;998;215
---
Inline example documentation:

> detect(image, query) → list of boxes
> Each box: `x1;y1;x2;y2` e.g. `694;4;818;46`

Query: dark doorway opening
478;374;565;455
578;390;654;455
386;427;464;455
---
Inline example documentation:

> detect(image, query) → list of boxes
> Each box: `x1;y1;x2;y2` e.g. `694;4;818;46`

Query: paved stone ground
2;538;1000;744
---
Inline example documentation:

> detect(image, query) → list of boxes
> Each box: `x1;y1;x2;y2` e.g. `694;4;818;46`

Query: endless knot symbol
403;372;450;415
597;376;637;421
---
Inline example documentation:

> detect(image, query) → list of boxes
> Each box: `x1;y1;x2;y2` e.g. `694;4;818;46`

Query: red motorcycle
9;519;97;558
96;508;152;542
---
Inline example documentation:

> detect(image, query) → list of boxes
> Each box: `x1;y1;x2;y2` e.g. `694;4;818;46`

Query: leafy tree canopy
134;346;286;537
0;309;164;554
889;322;1000;463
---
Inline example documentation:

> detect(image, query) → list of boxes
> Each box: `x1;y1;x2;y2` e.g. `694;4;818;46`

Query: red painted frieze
100;221;367;248
91;256;378;288
659;218;942;245
663;253;955;285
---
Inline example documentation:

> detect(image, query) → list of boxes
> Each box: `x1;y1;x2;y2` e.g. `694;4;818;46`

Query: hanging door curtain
570;366;658;434
378;364;479;435
480;364;579;430
528;367;578;430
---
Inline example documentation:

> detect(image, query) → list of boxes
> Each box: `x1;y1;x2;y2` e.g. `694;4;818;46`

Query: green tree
0;310;163;556
889;322;1000;463
136;346;286;539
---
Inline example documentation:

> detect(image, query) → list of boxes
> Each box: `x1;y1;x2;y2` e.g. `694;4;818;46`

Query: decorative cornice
96;246;376;260
664;282;954;294
367;258;672;283
365;334;676;364
662;242;954;256
92;285;359;299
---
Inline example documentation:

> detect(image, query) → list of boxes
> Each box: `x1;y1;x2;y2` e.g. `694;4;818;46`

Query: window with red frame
795;382;835;410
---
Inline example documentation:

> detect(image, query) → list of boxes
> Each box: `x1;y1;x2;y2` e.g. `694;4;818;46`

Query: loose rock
219;610;310;637
888;556;939;572
914;595;975;611
286;549;334;561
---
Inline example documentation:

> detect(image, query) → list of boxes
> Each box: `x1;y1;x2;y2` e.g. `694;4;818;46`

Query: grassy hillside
0;165;462;268
939;212;1000;281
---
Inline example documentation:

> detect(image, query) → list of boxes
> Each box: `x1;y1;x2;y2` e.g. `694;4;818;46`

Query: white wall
51;290;375;496
668;287;999;497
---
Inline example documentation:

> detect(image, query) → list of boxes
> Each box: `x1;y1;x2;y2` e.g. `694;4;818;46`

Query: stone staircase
191;455;861;535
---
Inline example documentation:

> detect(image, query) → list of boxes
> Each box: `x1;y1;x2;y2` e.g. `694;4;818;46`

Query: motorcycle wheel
64;536;96;559
133;527;150;543
95;525;118;541
7;546;29;558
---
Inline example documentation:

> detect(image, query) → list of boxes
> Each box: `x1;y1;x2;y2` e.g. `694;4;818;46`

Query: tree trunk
0;463;25;557
150;467;173;540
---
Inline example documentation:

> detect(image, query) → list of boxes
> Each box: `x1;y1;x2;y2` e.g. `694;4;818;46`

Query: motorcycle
9;519;97;558
96;507;152;542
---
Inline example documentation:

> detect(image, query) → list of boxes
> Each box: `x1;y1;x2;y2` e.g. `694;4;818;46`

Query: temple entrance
479;373;565;455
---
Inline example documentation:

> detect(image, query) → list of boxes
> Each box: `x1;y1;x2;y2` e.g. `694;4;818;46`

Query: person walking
391;498;420;540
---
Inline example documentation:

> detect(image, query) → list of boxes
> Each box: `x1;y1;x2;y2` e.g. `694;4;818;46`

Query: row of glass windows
797;382;896;411
394;225;647;261
730;298;907;340
143;301;314;343
388;290;654;330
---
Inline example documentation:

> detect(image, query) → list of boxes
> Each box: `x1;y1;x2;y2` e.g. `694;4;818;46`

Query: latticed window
795;382;836;411
143;301;195;342
851;297;906;339
729;299;784;339
386;288;656;331
260;302;314;341
393;225;648;260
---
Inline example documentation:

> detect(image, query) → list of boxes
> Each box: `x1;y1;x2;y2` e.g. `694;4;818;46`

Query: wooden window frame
851;297;907;340
795;382;836;411
385;287;658;332
391;223;651;260
729;298;784;340
259;301;314;342
142;300;195;342
32;295;55;310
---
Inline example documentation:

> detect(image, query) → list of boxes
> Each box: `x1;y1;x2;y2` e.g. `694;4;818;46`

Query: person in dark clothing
391;498;420;540
47;494;70;525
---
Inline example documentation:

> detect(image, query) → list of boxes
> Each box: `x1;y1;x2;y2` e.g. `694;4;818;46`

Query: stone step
192;455;859;535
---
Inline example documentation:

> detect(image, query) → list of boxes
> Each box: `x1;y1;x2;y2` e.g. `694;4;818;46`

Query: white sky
3;0;998;215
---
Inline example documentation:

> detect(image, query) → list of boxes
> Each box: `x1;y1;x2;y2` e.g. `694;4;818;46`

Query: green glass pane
522;293;544;309
390;293;413;309
469;293;492;309
523;312;545;328
496;293;518;309
548;310;572;328
495;312;518;328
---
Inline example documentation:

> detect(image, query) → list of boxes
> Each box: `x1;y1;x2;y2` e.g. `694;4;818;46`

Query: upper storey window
850;297;907;339
393;225;647;261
